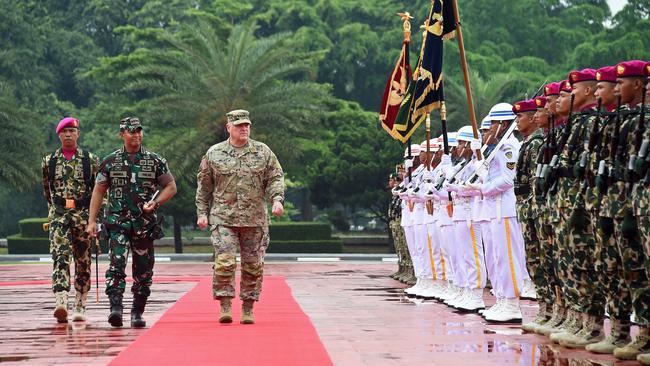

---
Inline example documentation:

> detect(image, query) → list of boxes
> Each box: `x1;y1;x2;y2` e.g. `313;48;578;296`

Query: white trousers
451;221;469;288
438;225;455;283
425;222;445;280
489;217;527;298
412;223;431;279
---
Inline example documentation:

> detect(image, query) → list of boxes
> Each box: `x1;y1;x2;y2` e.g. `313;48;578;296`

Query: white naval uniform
479;137;527;299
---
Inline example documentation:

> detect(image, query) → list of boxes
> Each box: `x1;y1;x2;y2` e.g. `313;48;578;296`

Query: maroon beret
616;60;647;78
513;99;537;113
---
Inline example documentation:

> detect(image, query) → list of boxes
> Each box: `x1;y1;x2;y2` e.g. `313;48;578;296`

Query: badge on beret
617;65;625;76
515;104;521;111
596;71;602;81
535;99;542;107
505;151;513;159
544;86;550;94
507;162;516;170
571;73;578;82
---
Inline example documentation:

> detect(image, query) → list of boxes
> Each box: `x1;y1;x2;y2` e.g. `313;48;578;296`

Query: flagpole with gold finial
450;0;482;160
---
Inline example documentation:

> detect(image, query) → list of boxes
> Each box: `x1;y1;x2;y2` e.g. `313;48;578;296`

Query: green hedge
7;234;109;254
269;222;331;240
19;218;49;238
267;239;342;253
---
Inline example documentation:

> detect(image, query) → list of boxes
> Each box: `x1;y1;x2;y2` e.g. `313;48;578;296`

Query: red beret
56;117;80;134
544;82;561;96
560;79;572;93
534;96;547;108
568;68;597;86
616;60;647;78
596;66;617;83
513;99;537;113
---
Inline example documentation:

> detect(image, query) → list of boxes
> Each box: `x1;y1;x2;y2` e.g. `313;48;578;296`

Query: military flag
411;0;456;124
379;13;413;140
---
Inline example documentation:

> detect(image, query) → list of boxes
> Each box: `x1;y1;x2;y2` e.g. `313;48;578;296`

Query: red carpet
110;276;333;366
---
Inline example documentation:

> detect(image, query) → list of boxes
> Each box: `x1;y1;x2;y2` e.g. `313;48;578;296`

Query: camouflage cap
119;117;143;132
226;109;252;125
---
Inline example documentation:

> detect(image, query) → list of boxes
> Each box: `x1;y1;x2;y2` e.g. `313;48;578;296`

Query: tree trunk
173;217;183;254
300;187;313;221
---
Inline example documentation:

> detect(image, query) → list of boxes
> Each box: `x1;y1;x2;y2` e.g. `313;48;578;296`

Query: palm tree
443;71;532;132
0;83;41;191
120;20;331;178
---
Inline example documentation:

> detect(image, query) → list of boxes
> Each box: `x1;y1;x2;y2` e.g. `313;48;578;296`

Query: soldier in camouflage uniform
583;65;634;354
196;109;285;325
550;71;607;348
609;60;650;361
42;117;99;323
634;60;650;366
87;117;177;328
388;171;413;283
512;99;546;332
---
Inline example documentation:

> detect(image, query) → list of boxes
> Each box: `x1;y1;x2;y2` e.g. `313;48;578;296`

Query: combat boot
485;297;522;323
72;292;88;322
403;267;417;285
219;297;233;323
613;326;650;360
108;293;123;327
638;352;650;365
457;288;485;312
586;318;631;354
559;314;605;348
522;301;549;333
53;291;68;323
536;304;566;336
130;294;147;328
549;310;581;342
241;300;255;324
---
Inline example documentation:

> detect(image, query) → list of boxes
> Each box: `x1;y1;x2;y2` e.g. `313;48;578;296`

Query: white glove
470;139;481;151
441;154;452;166
404;159;413;169
473;160;489;182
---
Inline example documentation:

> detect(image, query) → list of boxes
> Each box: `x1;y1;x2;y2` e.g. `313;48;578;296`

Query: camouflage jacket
556;107;597;210
96;146;173;238
196;139;285;227
602;105;636;218
388;195;402;221
516;129;544;220
630;104;650;216
41;148;100;223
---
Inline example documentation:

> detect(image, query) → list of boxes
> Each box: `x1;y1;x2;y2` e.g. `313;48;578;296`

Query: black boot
108;293;123;327
131;295;147;328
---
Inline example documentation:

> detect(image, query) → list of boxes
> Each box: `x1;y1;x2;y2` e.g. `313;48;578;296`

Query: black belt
556;167;575;179
514;185;531;196
52;197;91;209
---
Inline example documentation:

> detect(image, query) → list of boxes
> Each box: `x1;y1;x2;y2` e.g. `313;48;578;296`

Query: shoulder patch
505;151;513;159
506;162;516;170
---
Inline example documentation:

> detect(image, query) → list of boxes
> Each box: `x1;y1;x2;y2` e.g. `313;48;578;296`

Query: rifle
544;94;575;194
464;120;519;184
577;98;603;197
608;96;623;187
631;84;647;183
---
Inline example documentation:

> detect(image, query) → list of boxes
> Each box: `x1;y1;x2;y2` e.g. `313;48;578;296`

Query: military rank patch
505;150;513;159
507;162;516;170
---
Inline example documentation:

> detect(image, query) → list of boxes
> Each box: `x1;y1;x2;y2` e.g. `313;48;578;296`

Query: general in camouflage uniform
87;117;177;328
42;117;99;323
512;99;546;332
196;109;285;325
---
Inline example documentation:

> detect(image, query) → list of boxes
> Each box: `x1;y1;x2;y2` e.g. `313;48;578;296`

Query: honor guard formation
388;60;650;364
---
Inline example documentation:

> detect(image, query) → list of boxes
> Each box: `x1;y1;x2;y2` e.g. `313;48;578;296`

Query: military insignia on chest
507;162;516;170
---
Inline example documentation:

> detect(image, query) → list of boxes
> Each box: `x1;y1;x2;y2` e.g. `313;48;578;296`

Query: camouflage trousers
105;230;155;297
49;219;92;294
556;209;604;316
390;220;412;272
637;215;650;275
594;215;632;320
531;217;555;302
613;216;650;325
211;225;269;301
522;218;546;298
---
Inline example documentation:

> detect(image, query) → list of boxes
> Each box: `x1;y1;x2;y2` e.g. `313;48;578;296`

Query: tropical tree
0;83;42;190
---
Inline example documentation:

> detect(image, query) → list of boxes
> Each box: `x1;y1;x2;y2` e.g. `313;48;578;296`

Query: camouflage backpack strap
48;150;59;196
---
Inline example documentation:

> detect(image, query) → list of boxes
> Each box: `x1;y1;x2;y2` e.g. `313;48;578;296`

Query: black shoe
108;294;123;327
130;295;147;328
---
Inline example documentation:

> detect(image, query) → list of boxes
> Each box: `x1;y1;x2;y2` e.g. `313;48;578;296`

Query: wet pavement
0;262;641;365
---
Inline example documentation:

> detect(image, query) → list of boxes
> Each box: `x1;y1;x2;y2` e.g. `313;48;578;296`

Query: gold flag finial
397;12;414;42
